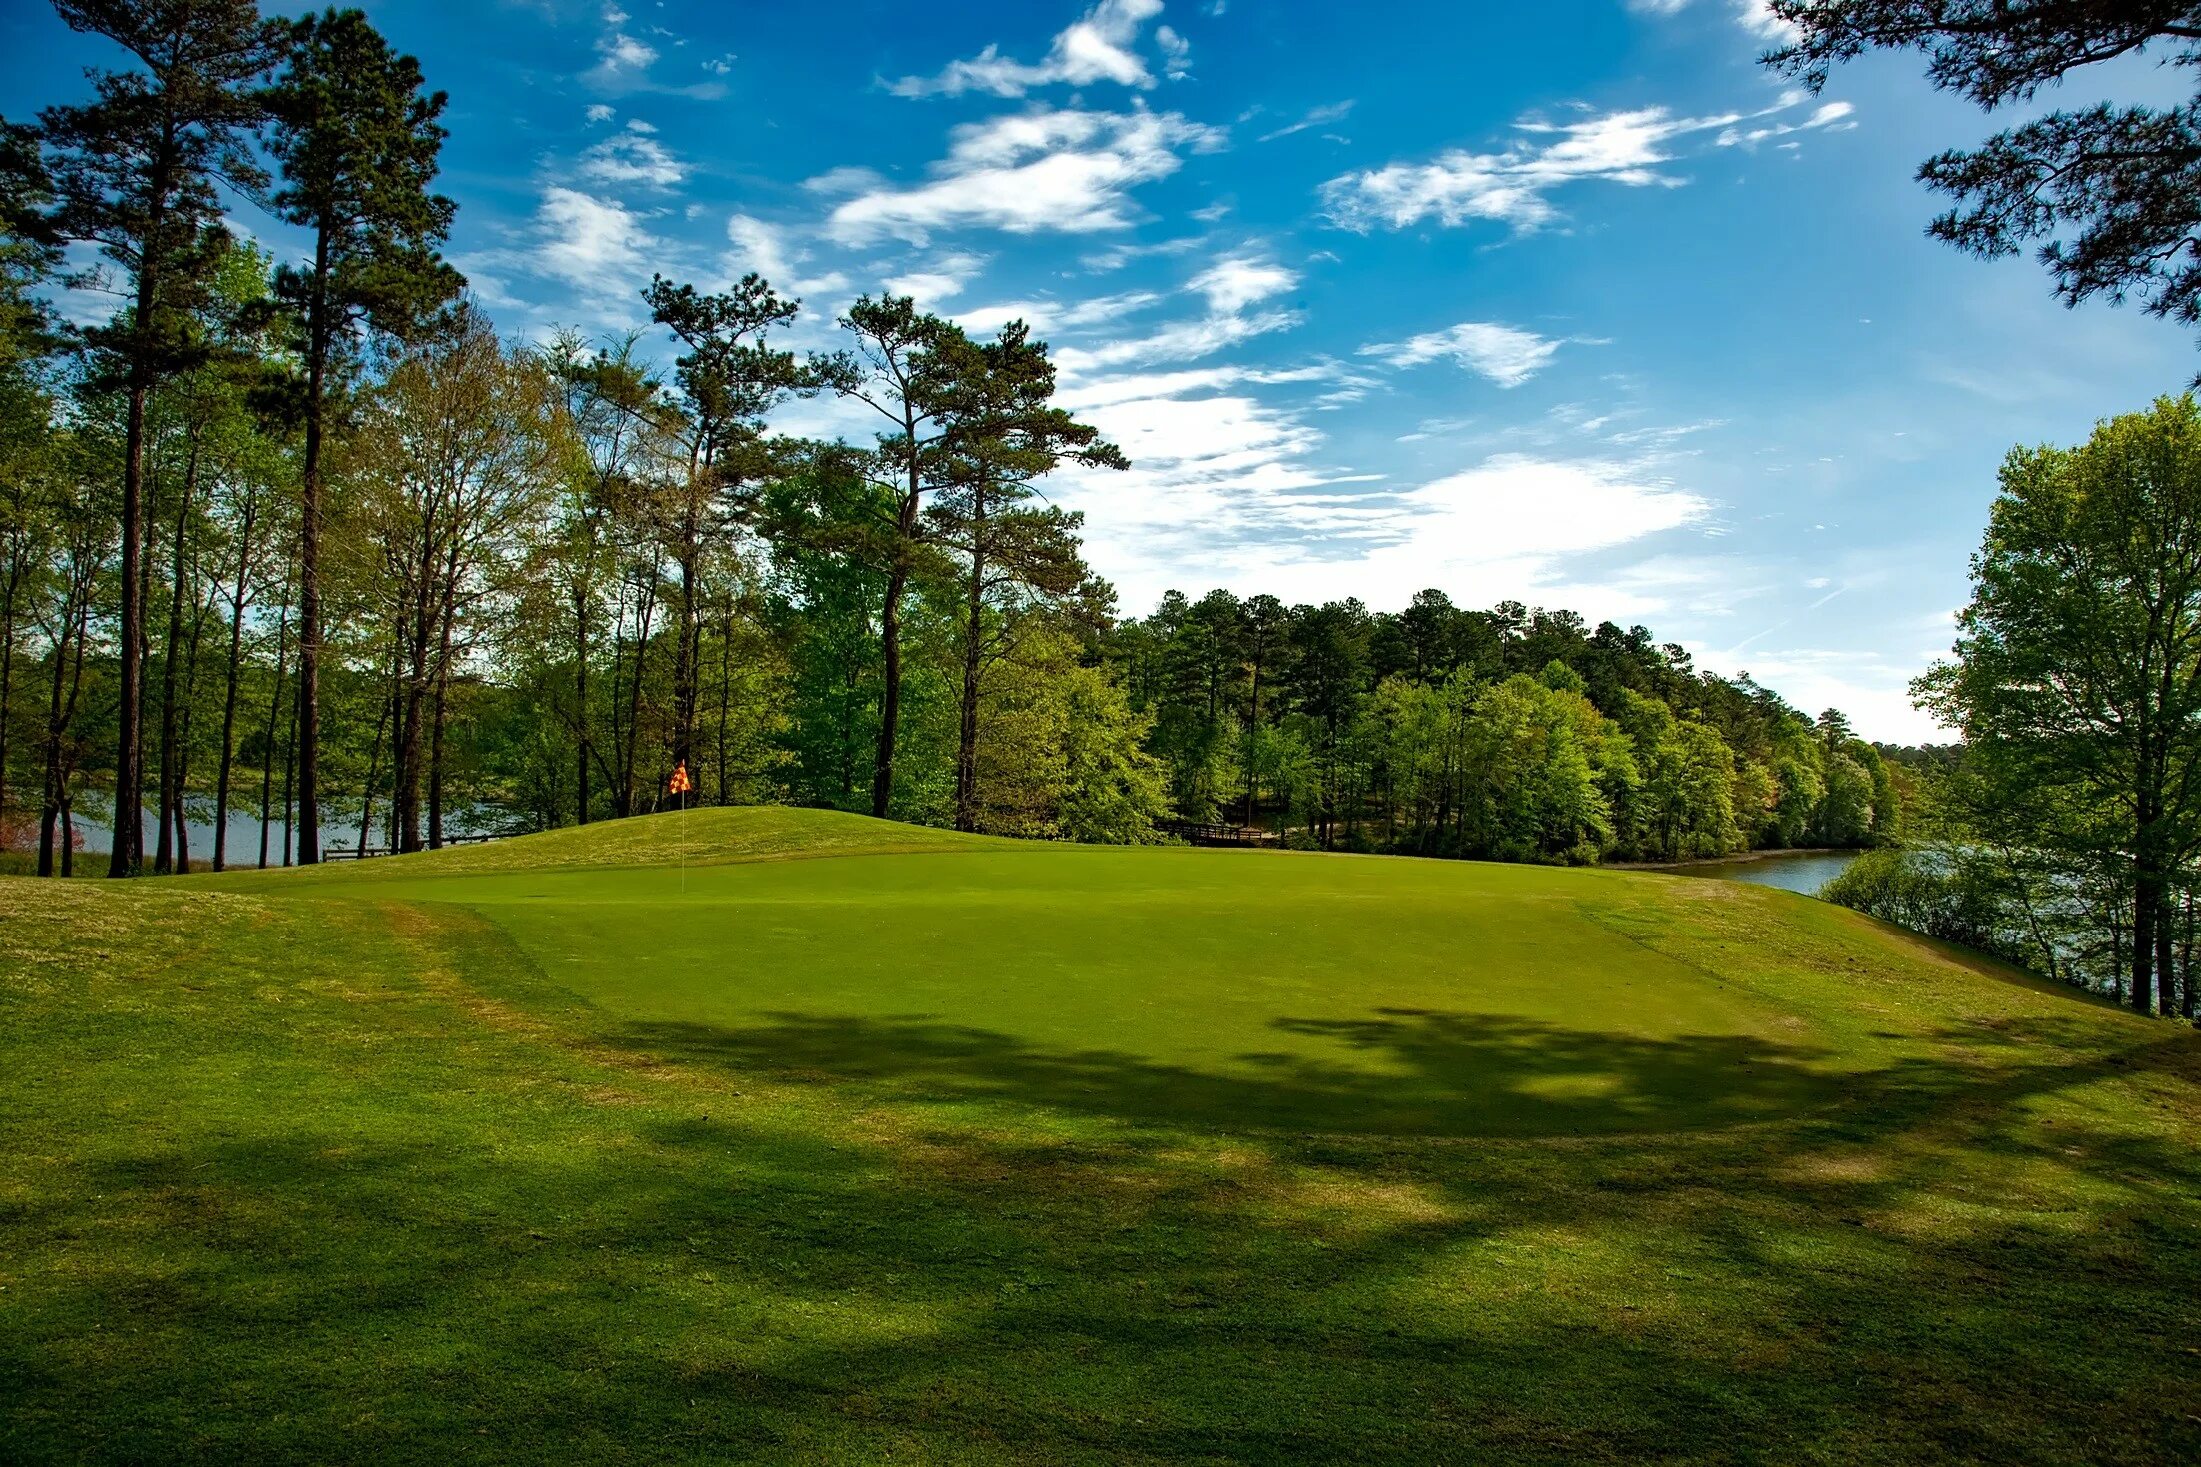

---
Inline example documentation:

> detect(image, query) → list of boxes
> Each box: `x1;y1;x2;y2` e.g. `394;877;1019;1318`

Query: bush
1822;848;2002;950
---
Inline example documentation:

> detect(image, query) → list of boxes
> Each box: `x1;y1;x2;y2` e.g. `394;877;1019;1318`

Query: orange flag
668;762;692;796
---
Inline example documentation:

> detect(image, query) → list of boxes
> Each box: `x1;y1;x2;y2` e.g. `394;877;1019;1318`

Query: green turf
5;806;2199;1463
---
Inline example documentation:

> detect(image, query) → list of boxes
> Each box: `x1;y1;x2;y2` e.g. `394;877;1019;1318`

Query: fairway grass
5;808;2199;1463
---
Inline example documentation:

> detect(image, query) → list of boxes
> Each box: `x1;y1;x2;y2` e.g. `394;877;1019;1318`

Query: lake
1660;849;1860;897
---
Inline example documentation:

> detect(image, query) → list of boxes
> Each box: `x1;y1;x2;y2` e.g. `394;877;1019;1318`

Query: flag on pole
669;762;692;799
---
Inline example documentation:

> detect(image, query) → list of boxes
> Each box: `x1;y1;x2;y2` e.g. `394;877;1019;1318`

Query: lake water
1661;849;1860;897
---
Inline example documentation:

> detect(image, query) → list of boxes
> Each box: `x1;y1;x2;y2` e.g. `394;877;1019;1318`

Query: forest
0;7;1895;877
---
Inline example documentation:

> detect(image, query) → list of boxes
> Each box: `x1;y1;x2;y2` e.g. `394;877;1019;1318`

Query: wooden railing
323;832;504;861
1155;821;1277;847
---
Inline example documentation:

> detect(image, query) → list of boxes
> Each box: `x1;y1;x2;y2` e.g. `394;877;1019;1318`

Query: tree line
1115;590;1900;863
1827;398;2201;1022
0;0;1891;878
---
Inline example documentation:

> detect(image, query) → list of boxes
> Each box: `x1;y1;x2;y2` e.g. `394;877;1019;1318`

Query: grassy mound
232;803;997;885
5;808;2199;1462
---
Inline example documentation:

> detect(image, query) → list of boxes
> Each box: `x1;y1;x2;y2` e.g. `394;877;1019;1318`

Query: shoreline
1613;846;1858;873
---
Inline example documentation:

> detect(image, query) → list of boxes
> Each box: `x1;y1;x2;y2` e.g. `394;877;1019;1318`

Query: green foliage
1769;2;2201;334
1918;396;2201;1013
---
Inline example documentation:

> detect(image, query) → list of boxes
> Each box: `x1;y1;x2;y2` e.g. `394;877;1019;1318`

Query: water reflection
1665;850;1860;897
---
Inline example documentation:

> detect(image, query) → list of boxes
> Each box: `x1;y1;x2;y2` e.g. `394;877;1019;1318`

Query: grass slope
5;807;2199;1463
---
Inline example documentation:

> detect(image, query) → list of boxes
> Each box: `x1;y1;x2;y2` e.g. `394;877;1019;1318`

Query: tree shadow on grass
611;1007;1849;1138
11;885;2201;1464
16;1036;2201;1466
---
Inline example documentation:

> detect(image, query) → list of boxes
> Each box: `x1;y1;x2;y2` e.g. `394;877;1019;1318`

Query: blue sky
6;0;2194;740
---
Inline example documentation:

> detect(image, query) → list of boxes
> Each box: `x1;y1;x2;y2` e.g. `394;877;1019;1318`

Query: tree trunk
109;190;166;878
0;550;23;825
280;673;296;868
954;480;988;833
295;228;331;865
154;434;199;874
213;491;257;872
171;579;217;873
675;529;699;794
258;584;288;869
356;662;393;856
2157;888;2178;1018
872;558;908;821
427;549;457;848
2133;858;2159;1016
715;608;732;805
37;589;70;879
573;586;591;826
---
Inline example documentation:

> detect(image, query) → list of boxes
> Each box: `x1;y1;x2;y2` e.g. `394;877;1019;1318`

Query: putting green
267;816;1956;1137
9;805;2200;1463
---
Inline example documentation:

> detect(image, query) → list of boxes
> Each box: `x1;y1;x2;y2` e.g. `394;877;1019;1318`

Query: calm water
1666;849;1860;897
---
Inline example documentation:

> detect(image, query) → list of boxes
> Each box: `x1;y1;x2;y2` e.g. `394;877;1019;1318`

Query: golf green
6;806;2198;1463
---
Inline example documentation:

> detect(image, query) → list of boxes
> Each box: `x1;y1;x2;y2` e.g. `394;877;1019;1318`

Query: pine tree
926;321;1124;832
642;274;810;799
263;6;461;863
36;0;278;875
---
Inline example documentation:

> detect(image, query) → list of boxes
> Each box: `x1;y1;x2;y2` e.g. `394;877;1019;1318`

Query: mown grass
5;806;2199;1463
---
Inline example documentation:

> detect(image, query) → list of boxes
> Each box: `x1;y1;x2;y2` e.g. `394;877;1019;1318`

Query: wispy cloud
953;289;1164;336
722;213;848;298
888;0;1183;98
1626;0;1800;42
1359;321;1568;388
1257;100;1353;143
1188;253;1296;314
577;121;684;188
814;107;1225;245
1320;93;1848;233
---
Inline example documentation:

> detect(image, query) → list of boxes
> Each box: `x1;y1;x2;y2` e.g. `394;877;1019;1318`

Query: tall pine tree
263;6;460;863
37;0;277;876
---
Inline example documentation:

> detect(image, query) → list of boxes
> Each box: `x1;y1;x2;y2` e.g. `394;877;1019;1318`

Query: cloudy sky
6;0;2193;740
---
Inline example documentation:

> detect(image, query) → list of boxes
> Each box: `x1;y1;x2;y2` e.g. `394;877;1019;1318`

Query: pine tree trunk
427;550;457;848
213;492;257;872
357;664;393;856
295;229;331;865
154;434;199;874
872;560;907;821
715;609;731;804
109;188;166;878
172;579;215;873
0;550;23;825
38;589;70;879
573;586;591;826
954;481;988;833
258;585;288;869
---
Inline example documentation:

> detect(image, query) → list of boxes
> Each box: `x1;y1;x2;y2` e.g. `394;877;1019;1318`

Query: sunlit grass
4;807;2199;1462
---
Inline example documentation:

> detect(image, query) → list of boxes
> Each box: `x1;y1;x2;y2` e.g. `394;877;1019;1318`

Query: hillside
5;807;2199;1463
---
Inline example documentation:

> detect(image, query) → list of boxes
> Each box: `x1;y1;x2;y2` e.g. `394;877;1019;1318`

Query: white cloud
585;103;615;124
1257;100;1353;144
577;125;685;188
891;273;966;305
890;0;1178;98
1320;93;1844;233
1716;100;1854;149
954;290;1164;336
1734;1;1800;41
817;107;1224;245
1359;321;1566;388
596;31;657;73
1188;253;1296;314
1626;0;1800;42
522;187;659;314
723;213;848;297
1056;309;1301;373
1156;23;1191;77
